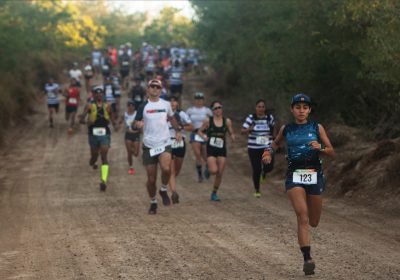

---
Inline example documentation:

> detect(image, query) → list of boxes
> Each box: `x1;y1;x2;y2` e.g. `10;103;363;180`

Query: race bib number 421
293;169;317;185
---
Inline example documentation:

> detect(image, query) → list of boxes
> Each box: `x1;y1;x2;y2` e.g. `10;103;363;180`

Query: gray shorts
142;145;172;165
89;134;111;149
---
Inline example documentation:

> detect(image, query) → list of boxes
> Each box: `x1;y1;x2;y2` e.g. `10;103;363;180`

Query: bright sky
106;0;195;18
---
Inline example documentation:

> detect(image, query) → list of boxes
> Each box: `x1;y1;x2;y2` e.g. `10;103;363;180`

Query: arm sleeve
242;114;253;129
166;101;174;117
135;102;146;121
180;111;192;125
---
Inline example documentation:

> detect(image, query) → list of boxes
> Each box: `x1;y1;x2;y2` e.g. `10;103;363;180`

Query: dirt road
0;77;399;280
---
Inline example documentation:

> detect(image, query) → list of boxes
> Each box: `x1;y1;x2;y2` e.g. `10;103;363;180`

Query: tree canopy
190;0;400;138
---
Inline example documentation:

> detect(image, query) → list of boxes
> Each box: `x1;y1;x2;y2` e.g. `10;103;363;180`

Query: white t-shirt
135;99;174;148
124;111;137;131
186;106;213;129
69;69;82;80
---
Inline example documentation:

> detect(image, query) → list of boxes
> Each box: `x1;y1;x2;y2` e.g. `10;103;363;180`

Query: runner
144;50;156;82
83;57;94;96
262;93;335;275
111;69;122;125
186;92;213;182
101;50;112;78
79;86;115;191
91;48;102;76
64;78;80;134
167;95;193;204
43;77;62;128
130;76;146;109
69;62;82;87
119;47;131;90
241;99;276;198
197;101;236;201
124;101;140;175
133;79;182;214
103;75;119;130
168;59;184;98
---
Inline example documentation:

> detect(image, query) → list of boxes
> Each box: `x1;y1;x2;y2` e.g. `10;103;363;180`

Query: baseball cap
291;93;311;105
147;79;162;88
194;92;204;99
92;86;104;94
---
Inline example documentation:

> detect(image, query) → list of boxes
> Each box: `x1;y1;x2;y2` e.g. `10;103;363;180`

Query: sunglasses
212;106;222;111
150;85;161;89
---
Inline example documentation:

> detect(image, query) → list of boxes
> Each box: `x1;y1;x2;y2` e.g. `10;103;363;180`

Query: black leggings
248;148;274;191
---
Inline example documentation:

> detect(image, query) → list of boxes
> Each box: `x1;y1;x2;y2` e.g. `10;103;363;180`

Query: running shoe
148;203;157;214
198;174;204;183
254;191;261;198
159;190;171;206
303;259;315;275
260;172;267;184
99;181;107;192
171;192;180;204
204;166;210;179
128;168;135;175
67;127;73;135
211;192;221;202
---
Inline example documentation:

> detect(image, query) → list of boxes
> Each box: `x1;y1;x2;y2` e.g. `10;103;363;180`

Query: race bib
93;127;106;136
293;169;317;185
122;61;129;66
149;146;165;157
209;137;224;148
48;91;56;99
68;98;77;104
171;139;184;149
102;65;109;70
134;95;142;102
194;134;205;142
256;136;269;145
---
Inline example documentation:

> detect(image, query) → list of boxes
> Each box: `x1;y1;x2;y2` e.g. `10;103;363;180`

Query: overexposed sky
106;0;195;18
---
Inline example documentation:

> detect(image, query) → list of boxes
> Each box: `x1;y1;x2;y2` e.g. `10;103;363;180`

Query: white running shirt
186;106;213;129
135;99;174;148
69;69;82;80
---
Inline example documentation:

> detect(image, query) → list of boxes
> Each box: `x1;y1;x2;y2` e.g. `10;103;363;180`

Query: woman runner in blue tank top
262;93;335;276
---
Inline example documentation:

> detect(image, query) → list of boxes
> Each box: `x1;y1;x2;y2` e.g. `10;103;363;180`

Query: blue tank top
283;121;322;171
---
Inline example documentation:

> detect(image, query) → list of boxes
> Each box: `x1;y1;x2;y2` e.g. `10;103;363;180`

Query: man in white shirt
134;79;182;214
69;62;82;87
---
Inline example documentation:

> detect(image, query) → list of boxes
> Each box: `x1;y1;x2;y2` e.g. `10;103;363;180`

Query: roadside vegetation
0;0;193;143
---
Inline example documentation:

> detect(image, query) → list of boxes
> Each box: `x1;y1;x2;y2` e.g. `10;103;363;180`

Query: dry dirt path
0;76;399;280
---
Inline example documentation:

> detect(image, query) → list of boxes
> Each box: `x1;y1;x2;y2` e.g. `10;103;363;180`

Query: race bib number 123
293;169;317;185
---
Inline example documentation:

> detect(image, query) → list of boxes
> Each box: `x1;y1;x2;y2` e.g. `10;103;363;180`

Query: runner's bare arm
310;124;335;157
226;118;236;141
78;104;91;123
262;125;285;164
241;124;254;135
168;115;183;141
184;123;194;132
197;118;210;142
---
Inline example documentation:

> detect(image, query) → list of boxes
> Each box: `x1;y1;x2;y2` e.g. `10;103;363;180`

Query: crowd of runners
41;42;335;276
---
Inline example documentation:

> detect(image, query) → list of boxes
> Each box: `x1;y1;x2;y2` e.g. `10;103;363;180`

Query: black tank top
207;117;227;139
89;103;110;135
